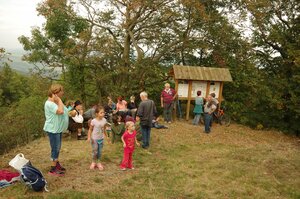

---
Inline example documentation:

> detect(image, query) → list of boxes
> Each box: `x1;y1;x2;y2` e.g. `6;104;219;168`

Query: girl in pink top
116;96;127;112
120;121;140;170
87;107;108;170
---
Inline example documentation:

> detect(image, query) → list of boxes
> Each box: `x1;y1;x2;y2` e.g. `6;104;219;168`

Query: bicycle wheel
219;114;231;126
200;116;204;125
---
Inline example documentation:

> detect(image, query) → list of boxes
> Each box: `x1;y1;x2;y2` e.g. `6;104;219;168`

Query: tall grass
1;121;299;198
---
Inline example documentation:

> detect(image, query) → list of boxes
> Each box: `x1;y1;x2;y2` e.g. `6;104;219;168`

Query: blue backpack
20;163;48;192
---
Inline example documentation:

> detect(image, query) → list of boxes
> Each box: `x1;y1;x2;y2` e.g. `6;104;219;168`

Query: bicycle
213;107;231;126
199;106;231;126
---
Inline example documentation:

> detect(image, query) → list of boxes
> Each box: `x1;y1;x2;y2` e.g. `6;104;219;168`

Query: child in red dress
120;121;140;170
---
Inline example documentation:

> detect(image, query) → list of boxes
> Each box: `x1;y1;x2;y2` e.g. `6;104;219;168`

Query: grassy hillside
0;121;299;199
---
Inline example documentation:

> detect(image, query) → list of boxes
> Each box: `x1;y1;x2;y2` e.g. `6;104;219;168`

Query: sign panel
178;83;189;98
192;81;207;98
209;82;220;98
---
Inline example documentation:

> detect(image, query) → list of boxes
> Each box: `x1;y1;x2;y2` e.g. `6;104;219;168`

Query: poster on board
178;83;189;98
209;82;220;98
192;81;207;98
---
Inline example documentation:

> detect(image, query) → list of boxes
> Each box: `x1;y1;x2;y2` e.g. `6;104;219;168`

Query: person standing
87;107;108;171
192;90;204;125
127;95;137;119
43;84;68;176
136;91;157;149
203;94;217;133
160;83;177;123
120;121;140;170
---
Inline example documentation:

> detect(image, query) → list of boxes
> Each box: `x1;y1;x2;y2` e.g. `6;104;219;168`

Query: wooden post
218;82;224;108
206;81;210;98
173;79;179;121
186;80;193;120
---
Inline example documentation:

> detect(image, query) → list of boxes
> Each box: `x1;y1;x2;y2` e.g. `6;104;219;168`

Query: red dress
120;130;137;169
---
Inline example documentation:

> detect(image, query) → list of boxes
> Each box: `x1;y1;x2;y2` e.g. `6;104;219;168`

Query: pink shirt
91;118;107;140
123;130;137;151
161;88;176;104
116;100;127;111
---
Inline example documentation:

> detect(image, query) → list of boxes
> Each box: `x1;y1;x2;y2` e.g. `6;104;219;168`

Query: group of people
65;95;137;140
43;82;219;176
192;91;219;133
43;84;157;176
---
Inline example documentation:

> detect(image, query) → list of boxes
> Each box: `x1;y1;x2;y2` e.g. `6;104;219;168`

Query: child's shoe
48;166;65;176
96;163;104;171
120;167;126;171
90;162;97;170
56;161;66;172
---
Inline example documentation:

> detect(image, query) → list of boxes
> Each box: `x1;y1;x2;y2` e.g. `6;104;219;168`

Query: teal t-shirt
193;96;204;114
43;100;69;133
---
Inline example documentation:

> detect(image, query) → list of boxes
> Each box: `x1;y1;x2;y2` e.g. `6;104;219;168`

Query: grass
0;121;299;199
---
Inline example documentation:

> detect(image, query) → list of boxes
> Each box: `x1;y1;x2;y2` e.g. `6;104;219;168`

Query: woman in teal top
192;90;204;125
43;84;68;176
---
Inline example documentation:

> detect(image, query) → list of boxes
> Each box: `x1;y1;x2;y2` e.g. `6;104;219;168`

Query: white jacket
72;112;83;123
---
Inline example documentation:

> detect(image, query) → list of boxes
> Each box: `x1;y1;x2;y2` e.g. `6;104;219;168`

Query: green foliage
0;65;31;106
235;0;300;134
15;0;300;135
0;95;45;155
0;64;50;154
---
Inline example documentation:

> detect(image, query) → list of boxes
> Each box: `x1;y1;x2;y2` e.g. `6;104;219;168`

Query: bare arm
209;104;217;114
173;90;178;100
54;95;64;115
87;125;93;142
121;134;126;148
103;123;110;139
135;137;140;146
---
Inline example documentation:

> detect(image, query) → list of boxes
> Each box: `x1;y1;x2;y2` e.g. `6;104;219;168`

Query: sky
0;0;45;50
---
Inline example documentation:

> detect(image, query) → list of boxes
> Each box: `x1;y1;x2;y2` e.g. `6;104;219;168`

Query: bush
0;96;45;155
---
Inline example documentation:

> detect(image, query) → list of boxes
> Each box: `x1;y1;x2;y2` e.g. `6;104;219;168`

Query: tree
237;0;300;133
0;65;31;106
19;0;90;102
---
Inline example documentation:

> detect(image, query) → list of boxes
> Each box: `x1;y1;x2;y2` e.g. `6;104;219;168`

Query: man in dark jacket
136;91;157;149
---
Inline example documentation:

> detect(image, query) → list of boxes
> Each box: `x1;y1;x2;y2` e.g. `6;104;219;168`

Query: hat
74;100;82;107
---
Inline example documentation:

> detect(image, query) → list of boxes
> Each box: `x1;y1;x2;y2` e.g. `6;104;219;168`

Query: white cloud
0;0;45;50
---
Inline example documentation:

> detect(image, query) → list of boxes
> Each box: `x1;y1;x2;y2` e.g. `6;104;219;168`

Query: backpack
20;163;48;192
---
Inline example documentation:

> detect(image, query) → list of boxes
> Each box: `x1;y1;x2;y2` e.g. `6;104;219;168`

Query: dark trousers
163;102;173;122
140;125;151;148
204;113;213;133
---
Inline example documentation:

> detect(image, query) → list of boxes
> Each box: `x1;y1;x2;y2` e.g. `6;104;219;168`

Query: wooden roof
172;65;233;82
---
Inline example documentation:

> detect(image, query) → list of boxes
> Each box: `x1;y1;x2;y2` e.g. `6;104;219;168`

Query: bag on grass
9;153;29;172
20;163;48;192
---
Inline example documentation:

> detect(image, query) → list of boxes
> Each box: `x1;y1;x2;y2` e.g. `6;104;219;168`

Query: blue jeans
192;114;202;125
204;113;212;133
140;125;151;148
163;102;173;122
47;132;62;161
91;139;104;161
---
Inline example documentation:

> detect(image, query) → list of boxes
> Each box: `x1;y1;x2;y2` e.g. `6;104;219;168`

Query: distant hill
2;48;35;74
1;48;62;76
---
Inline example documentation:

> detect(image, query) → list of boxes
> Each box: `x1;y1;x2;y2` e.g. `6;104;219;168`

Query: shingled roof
172;65;233;82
